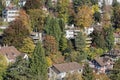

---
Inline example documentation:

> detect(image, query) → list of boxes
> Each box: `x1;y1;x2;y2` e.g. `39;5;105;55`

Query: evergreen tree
108;58;120;80
45;16;62;44
82;64;95;80
4;57;31;80
45;0;53;10
0;0;4;17
93;12;101;23
59;35;67;51
112;2;120;28
30;42;48;80
59;19;65;33
75;32;86;51
90;0;98;5
105;27;114;50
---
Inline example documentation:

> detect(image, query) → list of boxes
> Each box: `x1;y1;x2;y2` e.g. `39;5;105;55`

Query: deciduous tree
0;54;7;80
19;37;35;55
75;5;93;28
24;0;43;10
3;19;30;49
57;0;70;23
28;9;46;32
44;35;58;55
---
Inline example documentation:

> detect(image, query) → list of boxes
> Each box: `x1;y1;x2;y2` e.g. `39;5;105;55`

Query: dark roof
94;57;111;67
0;46;21;62
52;62;82;73
108;49;120;56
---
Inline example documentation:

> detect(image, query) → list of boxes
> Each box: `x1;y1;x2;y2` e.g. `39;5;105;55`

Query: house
2;6;19;22
48;62;83;80
105;49;120;61
84;27;94;35
0;46;21;63
98;0;120;7
65;24;93;47
114;32;120;45
92;56;114;73
65;24;78;39
18;0;26;7
4;0;11;7
30;32;42;43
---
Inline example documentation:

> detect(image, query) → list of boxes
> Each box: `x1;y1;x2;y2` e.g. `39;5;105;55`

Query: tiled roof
114;33;120;38
94;56;111;67
52;62;82;73
0;46;21;62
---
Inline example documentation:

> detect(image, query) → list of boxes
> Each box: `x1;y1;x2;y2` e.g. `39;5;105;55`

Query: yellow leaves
19;37;35;55
75;5;93;28
101;13;111;28
92;5;99;14
0;54;8;68
17;10;32;32
28;9;46;31
46;57;52;67
57;0;70;23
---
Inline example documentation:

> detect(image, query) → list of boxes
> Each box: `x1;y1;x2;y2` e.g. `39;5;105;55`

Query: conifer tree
45;16;62;44
30;42;48;80
75;32;86;51
59;35;67;51
4;57;31;80
82;64;95;80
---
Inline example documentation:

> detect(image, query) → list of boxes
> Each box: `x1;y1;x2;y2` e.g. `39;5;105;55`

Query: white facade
48;67;82;80
114;33;120;44
65;24;93;39
84;27;94;35
30;32;42;43
2;8;19;22
18;0;26;7
5;0;11;7
98;0;120;7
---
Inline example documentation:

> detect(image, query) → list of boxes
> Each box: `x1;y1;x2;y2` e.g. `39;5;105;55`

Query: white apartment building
4;0;11;7
4;0;26;7
65;24;94;39
2;7;19;22
98;0;120;7
18;0;26;7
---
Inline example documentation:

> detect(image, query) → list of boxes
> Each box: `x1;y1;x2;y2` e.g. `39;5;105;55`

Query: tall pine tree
30;42;48;80
75;32;86;51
